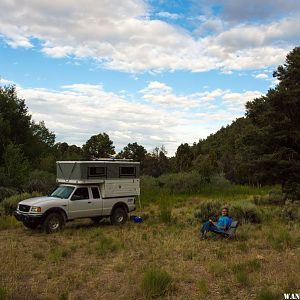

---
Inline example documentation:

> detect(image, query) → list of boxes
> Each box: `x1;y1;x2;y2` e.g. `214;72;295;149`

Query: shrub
26;170;56;194
158;172;206;194
194;200;222;222
1;192;42;215
0;187;17;203
253;190;285;205
141;267;172;299
280;201;300;222
195;200;262;224
0;216;21;230
230;201;262;223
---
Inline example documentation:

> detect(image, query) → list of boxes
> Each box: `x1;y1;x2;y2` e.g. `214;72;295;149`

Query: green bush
253;190;285;205
158;172;206;194
0;216;21;230
141;267;172;299
26;170;56;194
280;201;300;222
195;200;262;223
0;187;17;203
230;201;262;223
1;192;42;215
194;200;222;222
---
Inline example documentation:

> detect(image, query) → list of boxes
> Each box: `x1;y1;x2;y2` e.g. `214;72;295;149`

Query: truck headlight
31;206;42;213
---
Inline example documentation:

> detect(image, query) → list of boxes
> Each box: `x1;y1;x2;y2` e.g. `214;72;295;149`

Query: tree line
0;47;299;198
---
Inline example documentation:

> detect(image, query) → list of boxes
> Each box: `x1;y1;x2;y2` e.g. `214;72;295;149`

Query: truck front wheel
42;213;64;234
110;208;128;225
23;221;39;229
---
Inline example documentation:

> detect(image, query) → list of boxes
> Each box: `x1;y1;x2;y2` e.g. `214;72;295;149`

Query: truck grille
19;204;30;212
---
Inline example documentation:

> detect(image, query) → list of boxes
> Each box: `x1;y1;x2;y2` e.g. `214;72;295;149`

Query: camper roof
56;160;140;165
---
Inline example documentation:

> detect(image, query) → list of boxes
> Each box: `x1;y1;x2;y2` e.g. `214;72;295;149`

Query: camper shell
56;160;140;198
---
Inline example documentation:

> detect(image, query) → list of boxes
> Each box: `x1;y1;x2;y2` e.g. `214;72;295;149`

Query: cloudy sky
0;0;299;155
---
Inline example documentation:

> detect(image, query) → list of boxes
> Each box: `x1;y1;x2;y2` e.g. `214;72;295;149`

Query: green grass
1;176;299;299
197;279;209;296
256;288;280;300
49;247;70;262
140;267;173;299
94;232;123;257
0;287;7;300
141;174;276;207
208;260;226;277
0;215;20;230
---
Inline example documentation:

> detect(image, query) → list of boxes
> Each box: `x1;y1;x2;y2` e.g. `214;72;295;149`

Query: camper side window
88;167;106;178
119;166;136;177
71;187;89;200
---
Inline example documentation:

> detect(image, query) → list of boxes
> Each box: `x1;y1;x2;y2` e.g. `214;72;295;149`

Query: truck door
68;187;102;218
90;186;103;216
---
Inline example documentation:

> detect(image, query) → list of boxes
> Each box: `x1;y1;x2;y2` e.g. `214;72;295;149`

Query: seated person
200;207;231;239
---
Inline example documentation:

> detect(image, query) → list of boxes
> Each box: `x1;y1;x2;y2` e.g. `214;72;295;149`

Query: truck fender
43;207;68;224
111;202;129;215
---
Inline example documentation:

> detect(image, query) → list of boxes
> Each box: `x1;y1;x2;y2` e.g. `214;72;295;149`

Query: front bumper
14;210;43;223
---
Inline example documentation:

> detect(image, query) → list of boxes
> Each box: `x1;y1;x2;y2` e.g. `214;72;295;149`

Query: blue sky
0;0;299;155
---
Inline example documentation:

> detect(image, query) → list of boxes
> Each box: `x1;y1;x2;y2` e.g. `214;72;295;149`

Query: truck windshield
50;186;75;199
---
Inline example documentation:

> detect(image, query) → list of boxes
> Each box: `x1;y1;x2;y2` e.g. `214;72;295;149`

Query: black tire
23;221;39;229
91;216;103;223
110;207;128;225
42;213;63;234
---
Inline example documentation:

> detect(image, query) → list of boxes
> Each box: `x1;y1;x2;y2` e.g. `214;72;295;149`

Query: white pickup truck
14;184;136;233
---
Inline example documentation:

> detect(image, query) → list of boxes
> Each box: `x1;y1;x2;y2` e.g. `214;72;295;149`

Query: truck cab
14;184;136;233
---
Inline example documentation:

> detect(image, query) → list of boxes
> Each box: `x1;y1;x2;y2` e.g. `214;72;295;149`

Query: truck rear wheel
110;208;128;225
42;213;63;234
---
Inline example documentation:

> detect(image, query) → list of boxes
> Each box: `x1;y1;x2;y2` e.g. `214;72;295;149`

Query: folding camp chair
212;220;239;239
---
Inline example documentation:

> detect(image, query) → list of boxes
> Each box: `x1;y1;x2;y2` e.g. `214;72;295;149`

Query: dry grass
0;197;300;299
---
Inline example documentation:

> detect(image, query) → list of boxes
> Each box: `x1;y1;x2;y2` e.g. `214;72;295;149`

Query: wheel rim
49;216;60;231
116;214;124;223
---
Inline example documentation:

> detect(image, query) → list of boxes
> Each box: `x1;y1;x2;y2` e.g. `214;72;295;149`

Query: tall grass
140;267;172;299
1;192;42;215
0;216;21;230
141;174;275;207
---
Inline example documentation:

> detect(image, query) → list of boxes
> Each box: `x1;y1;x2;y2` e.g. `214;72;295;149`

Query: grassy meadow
0;175;300;299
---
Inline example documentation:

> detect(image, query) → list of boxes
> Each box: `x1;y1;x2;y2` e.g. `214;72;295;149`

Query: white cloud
0;78;15;85
1;77;260;154
17;82;183;153
157;12;181;20
0;0;298;72
255;73;269;79
221;90;262;110
139;82;226;109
